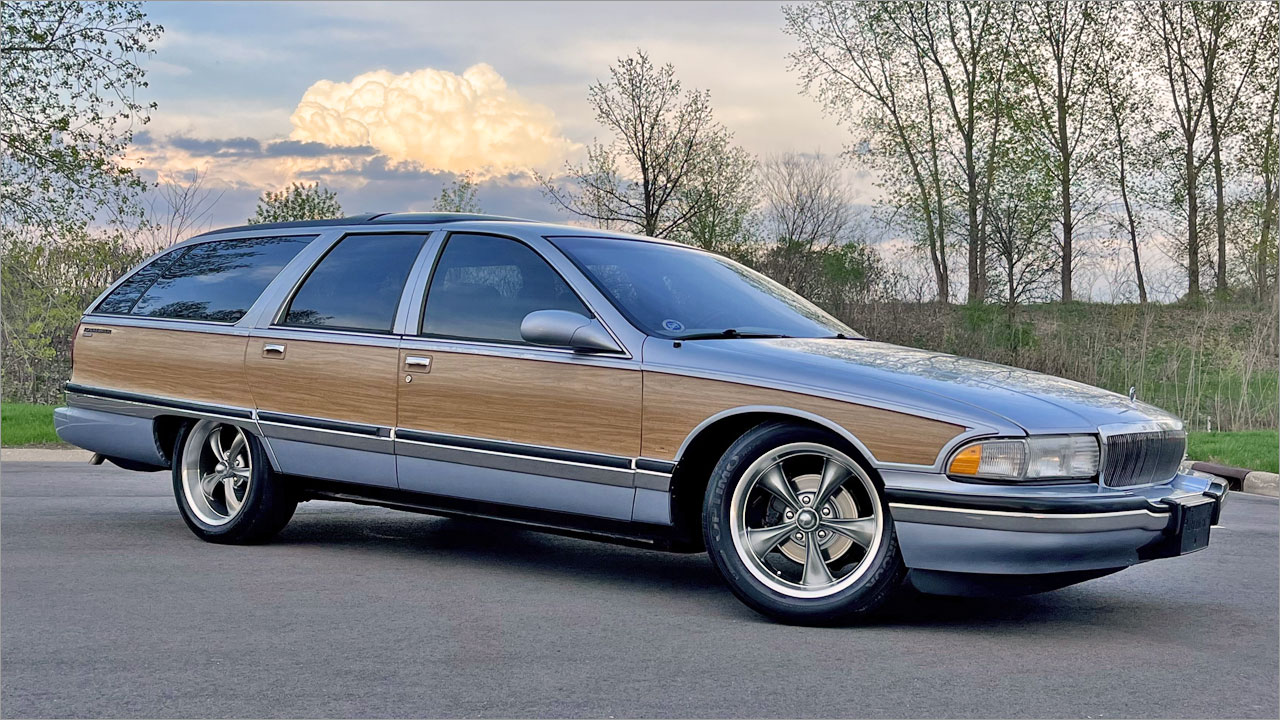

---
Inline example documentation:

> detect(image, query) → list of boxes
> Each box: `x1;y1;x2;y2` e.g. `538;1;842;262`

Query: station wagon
55;213;1227;623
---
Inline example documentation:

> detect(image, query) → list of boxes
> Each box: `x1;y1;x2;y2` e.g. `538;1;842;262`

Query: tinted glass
552;236;857;340
95;247;184;315
130;236;312;322
282;234;427;333
421;234;588;343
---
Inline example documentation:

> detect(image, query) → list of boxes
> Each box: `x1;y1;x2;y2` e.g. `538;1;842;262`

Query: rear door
245;232;433;487
395;232;643;520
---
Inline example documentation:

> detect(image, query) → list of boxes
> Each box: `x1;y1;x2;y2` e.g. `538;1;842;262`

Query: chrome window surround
413;229;633;358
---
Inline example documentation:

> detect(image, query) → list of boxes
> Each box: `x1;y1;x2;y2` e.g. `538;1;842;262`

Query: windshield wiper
674;329;795;340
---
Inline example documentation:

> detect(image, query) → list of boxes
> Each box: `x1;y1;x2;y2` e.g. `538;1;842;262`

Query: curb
1;448;93;463
1243;471;1280;498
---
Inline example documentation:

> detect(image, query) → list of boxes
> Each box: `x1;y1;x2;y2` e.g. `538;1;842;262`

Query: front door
246;233;429;487
395;232;642;519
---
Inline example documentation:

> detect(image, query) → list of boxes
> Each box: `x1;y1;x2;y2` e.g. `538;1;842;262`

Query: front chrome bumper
884;470;1227;575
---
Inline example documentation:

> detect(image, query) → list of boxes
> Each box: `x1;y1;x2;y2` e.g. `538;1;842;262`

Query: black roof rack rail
189;213;388;238
189;212;533;239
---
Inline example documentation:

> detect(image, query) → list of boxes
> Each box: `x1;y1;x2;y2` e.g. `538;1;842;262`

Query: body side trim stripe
64;383;253;419
257;410;386;437
635;458;677;474
395;429;633;470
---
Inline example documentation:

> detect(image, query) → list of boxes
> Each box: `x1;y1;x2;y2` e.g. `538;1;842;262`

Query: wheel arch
665;406;883;549
151;414;278;470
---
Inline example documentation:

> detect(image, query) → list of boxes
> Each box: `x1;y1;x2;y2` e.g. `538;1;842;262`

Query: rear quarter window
102;236;313;323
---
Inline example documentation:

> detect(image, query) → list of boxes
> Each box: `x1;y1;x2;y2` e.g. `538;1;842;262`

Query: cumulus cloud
287;64;576;177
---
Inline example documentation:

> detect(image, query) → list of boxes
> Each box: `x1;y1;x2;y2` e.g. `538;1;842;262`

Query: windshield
551;236;860;340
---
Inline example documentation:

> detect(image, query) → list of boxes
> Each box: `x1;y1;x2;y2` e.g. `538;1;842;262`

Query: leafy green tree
248;182;342;224
1;224;152;402
432;175;482;213
1;1;163;232
672;139;757;259
1008;1;1116;303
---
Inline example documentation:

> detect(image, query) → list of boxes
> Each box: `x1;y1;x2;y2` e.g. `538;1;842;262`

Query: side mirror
520;310;622;353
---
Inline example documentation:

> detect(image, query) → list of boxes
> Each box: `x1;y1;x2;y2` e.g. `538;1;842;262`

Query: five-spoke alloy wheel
704;422;906;624
172;419;297;544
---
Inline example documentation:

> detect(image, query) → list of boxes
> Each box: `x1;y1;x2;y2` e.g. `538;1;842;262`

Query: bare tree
889;1;1015;304
1200;2;1269;296
757;152;854;294
540;50;745;239
1009;1;1114;302
1141;2;1218;301
1098;23;1153;303
785;0;952;302
140;168;222;250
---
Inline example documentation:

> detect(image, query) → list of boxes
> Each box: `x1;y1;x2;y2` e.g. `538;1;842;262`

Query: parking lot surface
2;460;1277;718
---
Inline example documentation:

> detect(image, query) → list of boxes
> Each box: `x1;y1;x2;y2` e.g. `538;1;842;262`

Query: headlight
947;435;1100;483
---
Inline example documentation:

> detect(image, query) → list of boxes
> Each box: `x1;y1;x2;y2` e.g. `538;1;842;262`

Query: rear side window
122;236;313;322
94;247;185;315
420;233;588;344
281;234;427;333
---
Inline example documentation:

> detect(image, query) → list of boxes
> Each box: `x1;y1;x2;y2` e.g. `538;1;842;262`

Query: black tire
703;421;907;625
171;420;297;544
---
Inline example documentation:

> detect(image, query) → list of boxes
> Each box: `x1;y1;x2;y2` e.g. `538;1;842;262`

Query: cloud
167;135;262;156
263;139;376;157
287;64;577;177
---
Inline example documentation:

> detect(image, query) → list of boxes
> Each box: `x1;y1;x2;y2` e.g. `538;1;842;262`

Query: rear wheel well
667;412;876;550
152;415;193;468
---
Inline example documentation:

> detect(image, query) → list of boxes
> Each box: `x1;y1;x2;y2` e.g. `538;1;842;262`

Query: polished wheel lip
729;442;884;599
180;420;252;527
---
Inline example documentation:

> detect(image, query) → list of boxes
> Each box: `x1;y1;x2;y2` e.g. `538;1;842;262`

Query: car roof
187;212;690;248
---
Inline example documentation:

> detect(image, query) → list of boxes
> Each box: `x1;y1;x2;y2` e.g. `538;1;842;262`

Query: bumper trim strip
890;502;1171;533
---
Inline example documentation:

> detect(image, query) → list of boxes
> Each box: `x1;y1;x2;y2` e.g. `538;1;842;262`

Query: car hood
644;337;1180;435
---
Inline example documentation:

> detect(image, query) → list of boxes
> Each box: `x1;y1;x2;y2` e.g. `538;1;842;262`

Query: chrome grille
1101;430;1186;487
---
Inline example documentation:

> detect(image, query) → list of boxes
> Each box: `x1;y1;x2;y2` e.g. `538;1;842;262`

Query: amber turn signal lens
948;444;982;475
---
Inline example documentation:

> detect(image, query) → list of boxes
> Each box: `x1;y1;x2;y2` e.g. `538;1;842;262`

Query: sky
135;1;866;229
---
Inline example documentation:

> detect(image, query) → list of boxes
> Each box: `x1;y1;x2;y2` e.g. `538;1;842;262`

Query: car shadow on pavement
262;504;1223;630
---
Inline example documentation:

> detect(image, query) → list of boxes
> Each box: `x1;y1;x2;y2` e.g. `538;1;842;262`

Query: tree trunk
1260;171;1277;302
1186;150;1202;301
965;138;982;305
1117;136;1147;303
1209;97;1229;296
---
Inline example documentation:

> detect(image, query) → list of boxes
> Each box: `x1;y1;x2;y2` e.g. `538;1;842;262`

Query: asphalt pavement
2;460;1277;718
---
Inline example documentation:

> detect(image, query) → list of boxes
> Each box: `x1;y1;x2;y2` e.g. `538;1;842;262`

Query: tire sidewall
171;420;278;540
703;422;904;624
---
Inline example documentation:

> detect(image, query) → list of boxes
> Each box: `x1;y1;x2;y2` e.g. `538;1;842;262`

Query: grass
1186;430;1279;474
1;403;62;447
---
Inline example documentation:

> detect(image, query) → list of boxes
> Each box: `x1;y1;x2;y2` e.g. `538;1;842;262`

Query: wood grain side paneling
398;350;642;458
246;338;399;427
71;324;252;407
641;372;966;466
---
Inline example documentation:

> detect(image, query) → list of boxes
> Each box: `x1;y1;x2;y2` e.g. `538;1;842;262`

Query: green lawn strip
1186;430;1279;474
1;403;63;447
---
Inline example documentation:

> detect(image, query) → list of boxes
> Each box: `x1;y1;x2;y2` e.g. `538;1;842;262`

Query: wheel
703;421;906;624
172;419;297;544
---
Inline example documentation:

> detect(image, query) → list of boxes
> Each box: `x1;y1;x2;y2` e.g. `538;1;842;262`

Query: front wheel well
666;412;877;550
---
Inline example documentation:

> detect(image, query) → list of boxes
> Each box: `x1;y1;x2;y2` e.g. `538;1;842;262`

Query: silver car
54;213;1226;623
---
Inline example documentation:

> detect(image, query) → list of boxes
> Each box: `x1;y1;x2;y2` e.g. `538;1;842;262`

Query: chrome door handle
405;355;431;371
262;343;286;358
